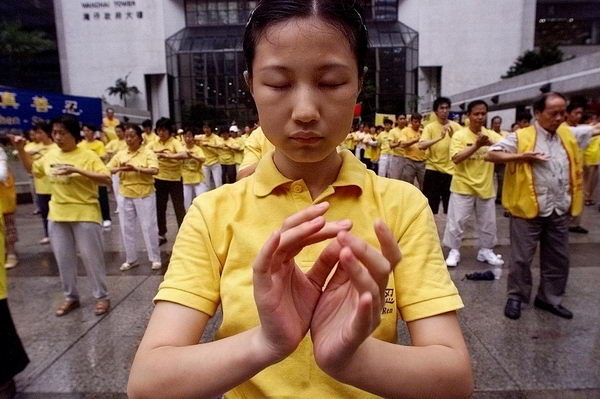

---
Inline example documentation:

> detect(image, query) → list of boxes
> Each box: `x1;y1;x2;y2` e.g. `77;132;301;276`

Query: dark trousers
155;178;185;237
98;186;111;222
495;164;505;202
37;193;51;237
221;164;237;185
0;299;29;384
508;212;570;305
422;169;452;214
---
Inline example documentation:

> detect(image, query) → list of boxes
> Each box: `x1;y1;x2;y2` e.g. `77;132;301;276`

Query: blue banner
0;86;102;137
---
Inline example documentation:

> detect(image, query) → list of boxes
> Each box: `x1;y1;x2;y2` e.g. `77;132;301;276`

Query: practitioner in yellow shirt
101;108;120;142
147;117;188;246
237;126;275;180
13;115;112;317
398;113;426;189
128;4;472;398
141;119;159;146
219;128;242;184
104;124;128;214
107;124;162;271
418;97;462;215
79;124;112;227
181;130;207;210
24;122;56;244
489;116;509;204
443;100;504;270
196;124;225;189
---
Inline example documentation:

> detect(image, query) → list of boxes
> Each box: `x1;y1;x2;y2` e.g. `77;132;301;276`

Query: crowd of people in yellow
1;0;600;395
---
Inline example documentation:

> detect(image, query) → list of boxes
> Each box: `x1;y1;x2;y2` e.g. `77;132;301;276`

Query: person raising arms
128;1;473;398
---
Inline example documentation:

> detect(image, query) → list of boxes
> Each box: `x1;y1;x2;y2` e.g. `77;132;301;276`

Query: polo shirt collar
253;150;366;197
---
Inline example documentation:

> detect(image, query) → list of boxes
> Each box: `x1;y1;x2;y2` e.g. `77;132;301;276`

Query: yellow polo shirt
25;142;57;194
78;139;106;157
219;137;240;165
105;138;127;157
102;116;120;142
399;127;426;162
233;137;245;165
364;133;380;161
196;133;224;166
420;119;462;175
155;150;463;398
388;127;405;157
181;145;206;185
239;127;275;171
143;132;159;147
450;127;503;199
377;130;393;155
148;137;185;181
106;147;158;198
32;147;109;223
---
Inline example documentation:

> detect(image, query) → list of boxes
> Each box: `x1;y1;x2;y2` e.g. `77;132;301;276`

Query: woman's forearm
327;337;473;399
128;327;279;399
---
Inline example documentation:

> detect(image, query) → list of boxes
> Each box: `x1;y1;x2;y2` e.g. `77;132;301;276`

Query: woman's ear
243;70;254;96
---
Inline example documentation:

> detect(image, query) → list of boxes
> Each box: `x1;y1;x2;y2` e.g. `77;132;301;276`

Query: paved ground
5;194;600;398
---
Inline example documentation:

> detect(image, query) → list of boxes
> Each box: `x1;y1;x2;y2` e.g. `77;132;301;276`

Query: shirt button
292;184;303;193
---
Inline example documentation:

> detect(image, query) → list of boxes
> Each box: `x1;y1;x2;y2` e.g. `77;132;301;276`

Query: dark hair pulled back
243;0;368;77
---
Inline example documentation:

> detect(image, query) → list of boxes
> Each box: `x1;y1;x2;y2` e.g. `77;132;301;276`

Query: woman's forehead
254;17;355;66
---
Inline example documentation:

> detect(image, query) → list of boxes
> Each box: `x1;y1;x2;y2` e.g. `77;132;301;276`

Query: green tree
0;21;54;85
106;74;141;107
502;44;565;79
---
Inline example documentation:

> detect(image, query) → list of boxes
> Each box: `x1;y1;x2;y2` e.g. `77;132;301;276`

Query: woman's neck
273;150;342;199
128;144;141;152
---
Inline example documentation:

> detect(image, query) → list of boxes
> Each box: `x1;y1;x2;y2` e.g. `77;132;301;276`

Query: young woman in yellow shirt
128;1;472;397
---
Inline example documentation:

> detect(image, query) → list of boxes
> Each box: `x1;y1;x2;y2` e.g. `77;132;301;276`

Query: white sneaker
102;220;112;228
151;261;162;270
477;248;504;266
5;254;18;269
39;237;50;245
446;249;460;267
120;261;139;271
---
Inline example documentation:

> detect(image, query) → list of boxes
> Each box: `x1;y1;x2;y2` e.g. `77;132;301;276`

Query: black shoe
504;298;521;320
158;236;167;246
534;297;573;319
568;226;588;234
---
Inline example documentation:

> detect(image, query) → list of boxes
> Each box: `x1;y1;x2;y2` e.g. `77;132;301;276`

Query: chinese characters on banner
0;87;102;137
80;1;144;22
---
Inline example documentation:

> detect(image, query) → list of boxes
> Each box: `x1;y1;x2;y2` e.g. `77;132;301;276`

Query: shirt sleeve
570;125;594;149
449;131;465;158
174;140;186;153
154;202;222;315
96;141;107;156
489;132;518;153
147;150;159;169
420;125;432;142
240;131;263;170
390;186;463;321
89;152;110;175
32;155;46;179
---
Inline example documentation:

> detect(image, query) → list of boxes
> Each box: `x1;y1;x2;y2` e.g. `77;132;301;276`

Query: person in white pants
103;124;127;214
443;100;504;276
107;124;162;271
197;125;224;190
182;130;208;209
